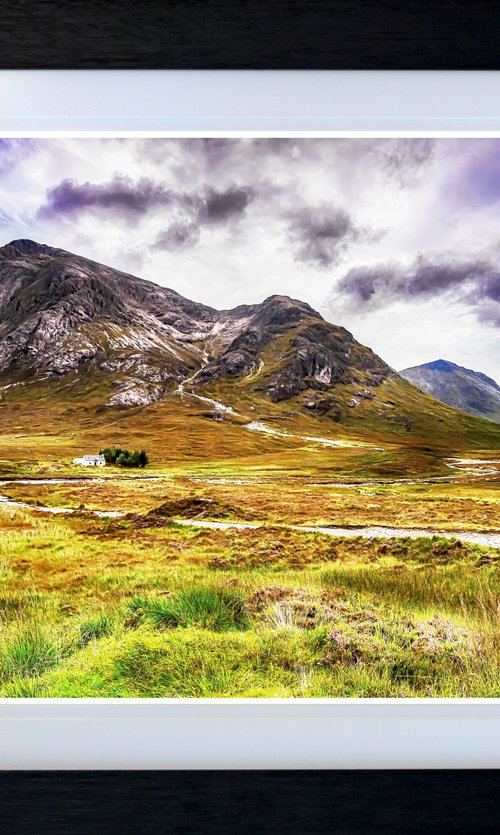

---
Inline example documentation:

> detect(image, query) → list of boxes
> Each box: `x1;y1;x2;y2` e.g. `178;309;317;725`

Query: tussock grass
12;612;498;698
3;678;49;697
78;615;113;648
0;624;61;680
127;587;249;632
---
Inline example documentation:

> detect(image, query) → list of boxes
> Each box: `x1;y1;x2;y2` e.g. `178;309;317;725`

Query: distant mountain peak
406;359;500;392
400;359;500;422
422;359;458;372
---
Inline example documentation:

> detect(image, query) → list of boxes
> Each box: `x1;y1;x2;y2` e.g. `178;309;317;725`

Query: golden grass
4;474;499;531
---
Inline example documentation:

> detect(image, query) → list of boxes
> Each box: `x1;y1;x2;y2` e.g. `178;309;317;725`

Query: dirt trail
1;457;499;542
245;420;372;448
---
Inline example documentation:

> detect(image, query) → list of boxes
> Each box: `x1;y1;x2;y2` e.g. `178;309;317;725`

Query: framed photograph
0;67;498;834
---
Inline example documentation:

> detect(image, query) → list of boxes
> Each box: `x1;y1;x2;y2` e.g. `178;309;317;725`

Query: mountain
0;239;390;413
399;359;500;423
0;238;215;406
0;239;499;465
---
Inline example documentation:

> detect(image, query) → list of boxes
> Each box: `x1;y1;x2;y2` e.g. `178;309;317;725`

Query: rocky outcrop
0;239;214;382
107;383;166;408
197;296;322;385
265;322;390;403
200;330;261;380
302;394;341;421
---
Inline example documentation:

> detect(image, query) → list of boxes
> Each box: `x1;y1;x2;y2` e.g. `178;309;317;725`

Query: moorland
0;240;498;697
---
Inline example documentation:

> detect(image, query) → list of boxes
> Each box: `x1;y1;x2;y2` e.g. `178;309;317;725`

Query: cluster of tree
100;447;149;468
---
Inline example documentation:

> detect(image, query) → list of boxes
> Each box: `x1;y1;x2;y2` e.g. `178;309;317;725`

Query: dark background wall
0;0;499;69
1;771;499;835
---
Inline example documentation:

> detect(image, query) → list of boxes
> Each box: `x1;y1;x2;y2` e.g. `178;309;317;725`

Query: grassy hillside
0;350;499;480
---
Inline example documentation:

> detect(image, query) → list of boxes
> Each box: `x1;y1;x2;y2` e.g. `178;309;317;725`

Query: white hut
73;454;106;467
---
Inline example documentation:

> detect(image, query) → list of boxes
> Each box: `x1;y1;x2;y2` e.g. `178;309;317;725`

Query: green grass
320;560;499;617
0;624;61;680
77;615;114;648
6;607;496;698
126;587;249;632
0;469;498;697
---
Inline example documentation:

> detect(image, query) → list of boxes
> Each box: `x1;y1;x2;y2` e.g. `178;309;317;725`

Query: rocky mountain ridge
0;240;391;417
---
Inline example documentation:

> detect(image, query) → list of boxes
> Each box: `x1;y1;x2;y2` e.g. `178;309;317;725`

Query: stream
0;493;123;518
174;518;500;548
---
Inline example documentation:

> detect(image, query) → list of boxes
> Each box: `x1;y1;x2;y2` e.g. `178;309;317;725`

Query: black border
1;0;500;70
1;770;498;834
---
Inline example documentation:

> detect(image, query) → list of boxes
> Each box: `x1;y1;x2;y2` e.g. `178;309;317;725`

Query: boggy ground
0;460;498;697
3;469;500;532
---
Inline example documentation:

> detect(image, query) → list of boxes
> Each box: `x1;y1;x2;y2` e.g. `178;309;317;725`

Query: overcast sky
1;136;499;380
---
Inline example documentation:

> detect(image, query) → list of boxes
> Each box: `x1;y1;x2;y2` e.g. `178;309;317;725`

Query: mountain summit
399;359;500;423
0;240;390;414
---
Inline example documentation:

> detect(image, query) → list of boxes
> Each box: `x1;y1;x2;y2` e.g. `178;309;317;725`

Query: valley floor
0;449;498;698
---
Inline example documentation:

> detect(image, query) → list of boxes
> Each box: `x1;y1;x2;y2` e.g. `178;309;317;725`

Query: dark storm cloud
37;176;254;243
287;205;360;268
330;254;500;326
153;222;201;252
152;187;254;251
469;269;500;326
466;272;500;325
403;258;489;296
37;176;191;219
482;273;500;302
336;264;390;302
336;256;491;303
198;186;254;224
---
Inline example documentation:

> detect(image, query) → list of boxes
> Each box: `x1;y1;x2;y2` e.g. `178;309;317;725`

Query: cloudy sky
1;136;500;380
